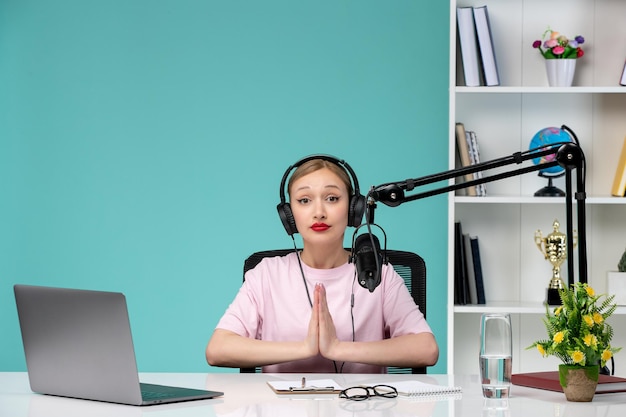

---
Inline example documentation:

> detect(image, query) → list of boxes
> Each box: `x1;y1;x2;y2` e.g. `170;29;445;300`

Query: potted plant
532;28;585;87
528;282;621;402
619;248;626;273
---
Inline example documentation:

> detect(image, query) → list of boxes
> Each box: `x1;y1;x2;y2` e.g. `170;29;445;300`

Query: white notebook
373;380;462;397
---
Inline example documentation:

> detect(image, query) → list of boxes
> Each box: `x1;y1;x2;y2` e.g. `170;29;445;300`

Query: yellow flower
528;282;621;367
593;312;604;325
583;334;597;347
553;332;565;344
571;351;585;364
537;344;546;356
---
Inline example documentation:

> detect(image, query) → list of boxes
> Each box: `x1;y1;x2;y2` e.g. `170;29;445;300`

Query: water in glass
479;313;512;398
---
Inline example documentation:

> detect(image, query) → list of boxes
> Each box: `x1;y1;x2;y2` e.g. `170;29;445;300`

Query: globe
529;126;573;175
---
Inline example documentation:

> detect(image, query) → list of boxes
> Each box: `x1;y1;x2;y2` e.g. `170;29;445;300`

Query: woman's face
289;167;349;245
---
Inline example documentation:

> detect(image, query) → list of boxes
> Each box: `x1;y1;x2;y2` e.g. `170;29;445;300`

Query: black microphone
353;233;383;293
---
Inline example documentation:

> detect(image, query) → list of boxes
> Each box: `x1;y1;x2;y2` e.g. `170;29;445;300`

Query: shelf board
454;302;547;314
455;86;626;94
454;302;626;315
454;196;626;205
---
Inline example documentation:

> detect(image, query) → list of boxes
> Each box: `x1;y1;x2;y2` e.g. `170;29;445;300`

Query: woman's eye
296;198;310;204
327;196;339;203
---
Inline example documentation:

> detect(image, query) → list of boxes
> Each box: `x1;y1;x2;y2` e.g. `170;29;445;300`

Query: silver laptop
13;284;223;406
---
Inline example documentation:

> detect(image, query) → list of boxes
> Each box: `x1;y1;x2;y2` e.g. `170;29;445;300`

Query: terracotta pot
559;364;599;402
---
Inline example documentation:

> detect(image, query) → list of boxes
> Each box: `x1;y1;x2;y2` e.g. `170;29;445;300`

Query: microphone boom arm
368;140;587;287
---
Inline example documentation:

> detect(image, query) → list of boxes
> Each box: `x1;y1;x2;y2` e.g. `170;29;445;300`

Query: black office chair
240;248;427;374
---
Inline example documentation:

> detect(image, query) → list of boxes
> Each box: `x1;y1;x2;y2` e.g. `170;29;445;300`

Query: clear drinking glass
479;313;512;398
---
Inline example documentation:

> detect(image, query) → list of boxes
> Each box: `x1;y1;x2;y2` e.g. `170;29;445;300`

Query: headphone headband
277;154;365;235
278;154;361;204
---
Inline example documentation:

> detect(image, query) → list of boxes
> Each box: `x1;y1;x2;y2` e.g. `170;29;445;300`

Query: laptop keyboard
140;382;217;401
142;390;177;400
141;383;185;400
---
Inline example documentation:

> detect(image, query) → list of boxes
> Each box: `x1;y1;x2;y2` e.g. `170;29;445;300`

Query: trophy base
546;288;562;306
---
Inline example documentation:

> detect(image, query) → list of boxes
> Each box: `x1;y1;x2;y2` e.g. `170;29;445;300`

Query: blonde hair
287;159;353;198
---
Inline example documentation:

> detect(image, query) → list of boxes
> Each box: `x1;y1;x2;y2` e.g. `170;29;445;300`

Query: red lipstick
311;223;330;232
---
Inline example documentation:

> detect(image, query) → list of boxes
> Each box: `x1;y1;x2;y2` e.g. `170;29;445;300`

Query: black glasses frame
339;385;398;401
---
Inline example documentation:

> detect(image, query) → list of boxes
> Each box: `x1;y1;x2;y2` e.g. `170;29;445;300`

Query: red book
512;371;626;394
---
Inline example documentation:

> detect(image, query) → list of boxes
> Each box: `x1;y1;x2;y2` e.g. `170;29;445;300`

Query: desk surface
2;372;626;417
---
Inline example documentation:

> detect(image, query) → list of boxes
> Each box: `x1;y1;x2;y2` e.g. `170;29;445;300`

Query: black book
470;236;486;304
454;222;468;305
464;233;478;304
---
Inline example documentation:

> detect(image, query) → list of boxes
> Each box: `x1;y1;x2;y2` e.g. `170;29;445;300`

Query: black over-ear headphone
277;154;366;236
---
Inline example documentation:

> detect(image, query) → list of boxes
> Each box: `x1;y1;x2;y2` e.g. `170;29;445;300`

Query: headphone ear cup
348;193;366;227
277;202;298;236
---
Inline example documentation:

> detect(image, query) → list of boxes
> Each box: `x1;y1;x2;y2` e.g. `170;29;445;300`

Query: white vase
545;59;576;87
607;271;626;305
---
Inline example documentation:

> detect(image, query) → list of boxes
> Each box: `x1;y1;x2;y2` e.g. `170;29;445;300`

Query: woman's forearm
206;329;314;368
324;333;439;368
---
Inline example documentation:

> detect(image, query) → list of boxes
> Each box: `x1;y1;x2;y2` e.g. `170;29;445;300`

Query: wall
0;0;449;373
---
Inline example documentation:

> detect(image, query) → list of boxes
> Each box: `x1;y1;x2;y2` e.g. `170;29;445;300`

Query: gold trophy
534;219;577;305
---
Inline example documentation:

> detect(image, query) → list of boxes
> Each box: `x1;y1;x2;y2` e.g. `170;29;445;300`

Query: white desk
2;372;626;417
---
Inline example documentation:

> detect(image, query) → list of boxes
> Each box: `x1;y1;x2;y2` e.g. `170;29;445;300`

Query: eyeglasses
339;385;398;401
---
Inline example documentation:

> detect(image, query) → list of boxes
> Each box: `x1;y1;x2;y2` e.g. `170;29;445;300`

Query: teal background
0;1;449;373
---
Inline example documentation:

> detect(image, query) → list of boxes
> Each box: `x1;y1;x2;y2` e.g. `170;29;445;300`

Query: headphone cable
292;237;313;308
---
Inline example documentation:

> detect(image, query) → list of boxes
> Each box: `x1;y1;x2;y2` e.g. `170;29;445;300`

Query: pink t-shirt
215;252;432;373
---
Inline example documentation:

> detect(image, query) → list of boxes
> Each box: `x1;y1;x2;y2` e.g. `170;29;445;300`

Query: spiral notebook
372;380;462;398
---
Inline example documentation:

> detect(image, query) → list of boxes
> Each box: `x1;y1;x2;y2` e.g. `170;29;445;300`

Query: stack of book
454;221;486;305
456;5;500;87
455;122;486;197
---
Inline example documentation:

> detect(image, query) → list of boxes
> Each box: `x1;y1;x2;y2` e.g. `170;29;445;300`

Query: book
621;60;626;86
454;222;468;305
463;234;478;304
266;378;343;394
369;380;462;397
455;122;477;196
456;7;482;87
467;130;487;196
610;135;626;197
512;371;626;394
472;5;500;86
470;236;486;304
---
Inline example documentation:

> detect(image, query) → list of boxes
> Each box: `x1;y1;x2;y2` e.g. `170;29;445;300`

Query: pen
288;386;336;392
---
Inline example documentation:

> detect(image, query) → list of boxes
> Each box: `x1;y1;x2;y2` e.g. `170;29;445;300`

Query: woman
206;156;438;373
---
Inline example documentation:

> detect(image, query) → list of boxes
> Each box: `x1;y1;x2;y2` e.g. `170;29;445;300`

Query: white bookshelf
448;0;626;375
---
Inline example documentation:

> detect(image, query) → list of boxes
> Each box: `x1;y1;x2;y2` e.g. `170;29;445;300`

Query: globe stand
534;172;565;197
